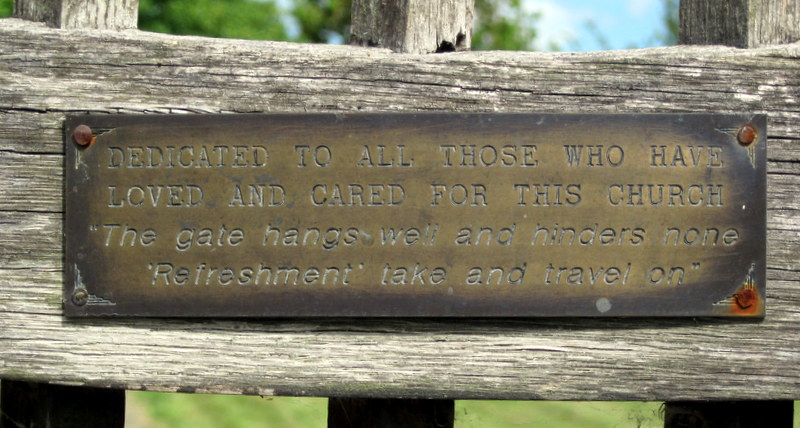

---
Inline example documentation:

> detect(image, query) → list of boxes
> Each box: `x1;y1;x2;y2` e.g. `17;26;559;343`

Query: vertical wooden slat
13;0;60;26
328;398;454;428
5;3;134;422
350;0;474;53
674;1;797;425
679;0;800;47
0;380;125;428
14;0;139;30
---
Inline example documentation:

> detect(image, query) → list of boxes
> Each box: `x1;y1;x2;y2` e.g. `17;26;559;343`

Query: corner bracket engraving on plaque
69;265;116;308
713;263;762;316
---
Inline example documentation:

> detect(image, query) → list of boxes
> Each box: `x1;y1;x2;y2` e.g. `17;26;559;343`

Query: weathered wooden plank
14;0;138;29
0;18;798;400
680;0;800;47
0;152;62;212
0;111;66;154
350;0;473;53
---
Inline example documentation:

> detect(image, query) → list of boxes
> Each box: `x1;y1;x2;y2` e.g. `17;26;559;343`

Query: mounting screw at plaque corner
71;289;88;306
736;124;757;146
72;124;95;147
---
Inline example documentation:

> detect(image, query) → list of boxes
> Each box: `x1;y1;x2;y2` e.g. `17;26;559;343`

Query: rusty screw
72;124;94;146
72;289;89;306
734;288;756;310
737;124;757;146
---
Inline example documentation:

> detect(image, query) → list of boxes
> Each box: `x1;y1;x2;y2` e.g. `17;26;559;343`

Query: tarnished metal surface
64;114;766;317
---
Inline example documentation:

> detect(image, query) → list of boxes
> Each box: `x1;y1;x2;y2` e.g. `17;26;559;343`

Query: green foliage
472;0;541;50
0;0;12;18
139;0;540;50
291;0;350;44
139;0;288;41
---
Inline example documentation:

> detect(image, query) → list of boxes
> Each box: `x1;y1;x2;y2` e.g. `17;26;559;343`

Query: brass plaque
64;114;766;317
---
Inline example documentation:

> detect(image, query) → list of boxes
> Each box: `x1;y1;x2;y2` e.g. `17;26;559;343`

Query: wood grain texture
14;0;138;29
350;0;472;53
0;18;798;400
680;0;800;47
13;0;60;27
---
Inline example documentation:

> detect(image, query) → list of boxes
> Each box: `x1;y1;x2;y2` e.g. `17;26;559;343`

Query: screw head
734;288;756;310
72;124;94;146
72;290;89;306
737;124;757;146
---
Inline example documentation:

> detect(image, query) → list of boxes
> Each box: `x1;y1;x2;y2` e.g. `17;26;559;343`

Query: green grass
128;392;327;428
128;392;668;427
456;401;662;427
129;393;800;427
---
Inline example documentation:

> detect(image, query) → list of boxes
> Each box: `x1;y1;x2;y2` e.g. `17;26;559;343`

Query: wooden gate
0;0;798;426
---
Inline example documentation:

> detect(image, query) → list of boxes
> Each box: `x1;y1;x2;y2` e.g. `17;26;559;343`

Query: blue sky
522;0;671;51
